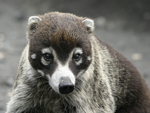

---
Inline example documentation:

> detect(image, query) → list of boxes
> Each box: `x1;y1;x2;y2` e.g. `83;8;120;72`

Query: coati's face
27;12;94;94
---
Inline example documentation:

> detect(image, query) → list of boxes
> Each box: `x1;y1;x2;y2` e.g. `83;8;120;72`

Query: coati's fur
6;12;150;113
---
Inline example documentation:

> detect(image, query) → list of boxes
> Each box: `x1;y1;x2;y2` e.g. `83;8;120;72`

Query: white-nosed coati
6;12;150;113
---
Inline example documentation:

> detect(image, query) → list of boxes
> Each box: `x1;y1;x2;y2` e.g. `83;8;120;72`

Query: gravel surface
0;0;150;112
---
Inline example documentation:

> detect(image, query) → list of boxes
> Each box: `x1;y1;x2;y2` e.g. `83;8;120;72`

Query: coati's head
27;12;94;94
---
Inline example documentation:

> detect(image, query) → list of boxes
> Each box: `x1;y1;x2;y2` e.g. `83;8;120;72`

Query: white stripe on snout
31;53;36;59
47;48;75;93
37;70;44;76
49;62;75;94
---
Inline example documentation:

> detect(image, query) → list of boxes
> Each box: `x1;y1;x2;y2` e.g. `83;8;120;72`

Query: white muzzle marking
48;62;75;93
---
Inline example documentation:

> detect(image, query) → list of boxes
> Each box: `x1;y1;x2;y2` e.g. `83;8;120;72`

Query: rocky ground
0;0;150;112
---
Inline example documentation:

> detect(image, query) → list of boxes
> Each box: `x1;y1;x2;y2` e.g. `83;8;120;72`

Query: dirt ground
0;0;150;112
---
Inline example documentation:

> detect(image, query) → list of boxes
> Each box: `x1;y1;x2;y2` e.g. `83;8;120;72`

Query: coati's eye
43;53;53;61
73;53;81;61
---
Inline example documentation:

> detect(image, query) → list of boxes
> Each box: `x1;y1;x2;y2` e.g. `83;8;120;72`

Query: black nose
59;77;74;94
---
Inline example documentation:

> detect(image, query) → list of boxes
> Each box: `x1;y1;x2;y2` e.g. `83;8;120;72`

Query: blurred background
0;0;150;112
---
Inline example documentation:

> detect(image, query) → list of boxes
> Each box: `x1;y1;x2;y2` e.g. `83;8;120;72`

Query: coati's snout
59;77;74;94
48;60;76;94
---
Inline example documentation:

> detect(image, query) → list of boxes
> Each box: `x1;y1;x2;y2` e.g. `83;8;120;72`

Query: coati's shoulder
96;36;150;111
96;35;148;86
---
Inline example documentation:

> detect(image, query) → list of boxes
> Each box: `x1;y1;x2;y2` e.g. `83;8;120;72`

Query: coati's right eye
43;53;53;61
73;53;81;61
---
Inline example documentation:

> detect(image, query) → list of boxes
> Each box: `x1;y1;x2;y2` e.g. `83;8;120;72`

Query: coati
6;12;150;113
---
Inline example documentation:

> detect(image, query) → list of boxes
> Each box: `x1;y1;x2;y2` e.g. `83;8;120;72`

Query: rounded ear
82;18;94;33
28;16;42;34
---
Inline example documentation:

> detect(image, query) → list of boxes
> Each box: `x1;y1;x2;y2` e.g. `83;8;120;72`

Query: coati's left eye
43;53;53;61
73;53;81;61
